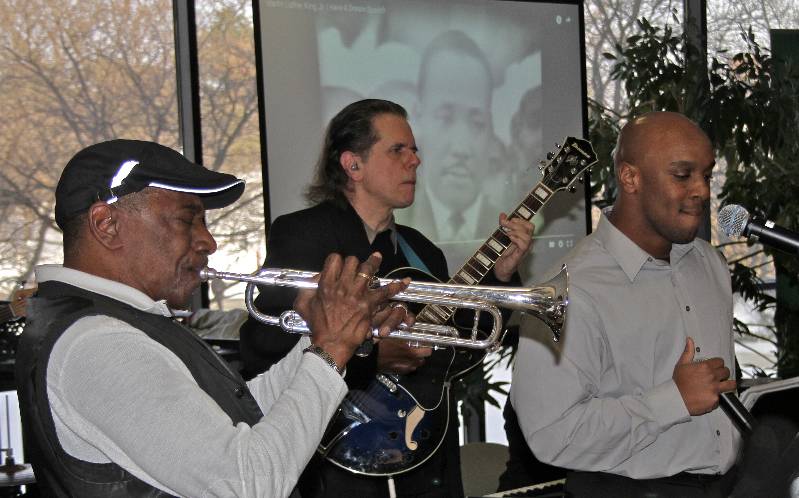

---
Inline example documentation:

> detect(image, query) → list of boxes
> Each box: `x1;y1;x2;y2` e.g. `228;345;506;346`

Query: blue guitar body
319;372;450;475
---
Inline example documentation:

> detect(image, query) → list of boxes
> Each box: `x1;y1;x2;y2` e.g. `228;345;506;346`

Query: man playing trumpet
16;139;410;497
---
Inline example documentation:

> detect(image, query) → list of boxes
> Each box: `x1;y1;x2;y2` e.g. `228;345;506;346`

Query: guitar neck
415;136;596;327
416;183;552;326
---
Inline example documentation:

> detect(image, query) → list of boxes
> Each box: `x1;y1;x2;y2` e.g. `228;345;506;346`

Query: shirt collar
362;214;398;252
35;264;174;317
596;210;697;282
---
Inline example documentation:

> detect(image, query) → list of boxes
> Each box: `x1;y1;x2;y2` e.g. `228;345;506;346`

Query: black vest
15;280;264;497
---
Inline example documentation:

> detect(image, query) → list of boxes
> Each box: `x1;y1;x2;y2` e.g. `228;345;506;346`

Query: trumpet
200;265;568;350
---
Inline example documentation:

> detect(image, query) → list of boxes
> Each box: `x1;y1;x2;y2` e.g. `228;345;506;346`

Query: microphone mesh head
718;204;749;238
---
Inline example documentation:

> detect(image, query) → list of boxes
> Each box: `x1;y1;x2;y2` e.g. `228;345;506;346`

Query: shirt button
695;347;701;353
235;387;245;398
685;305;691;311
716;430;721;436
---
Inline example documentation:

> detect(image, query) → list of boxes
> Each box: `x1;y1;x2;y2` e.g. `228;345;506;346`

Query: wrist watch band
303;345;343;376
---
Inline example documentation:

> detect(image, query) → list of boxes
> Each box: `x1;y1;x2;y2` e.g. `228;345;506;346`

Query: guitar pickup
377;374;398;393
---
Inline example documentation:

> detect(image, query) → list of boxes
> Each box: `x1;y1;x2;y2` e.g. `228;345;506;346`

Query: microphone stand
0;394;24;474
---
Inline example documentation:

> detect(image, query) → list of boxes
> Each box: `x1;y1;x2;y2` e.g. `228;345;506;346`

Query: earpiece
350;163;359;171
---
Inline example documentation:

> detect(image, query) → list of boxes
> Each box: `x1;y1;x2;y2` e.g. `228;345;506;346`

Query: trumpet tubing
200;265;568;349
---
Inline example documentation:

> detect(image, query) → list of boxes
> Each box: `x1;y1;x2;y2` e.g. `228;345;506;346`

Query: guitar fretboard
416;185;553;326
415;136;595;327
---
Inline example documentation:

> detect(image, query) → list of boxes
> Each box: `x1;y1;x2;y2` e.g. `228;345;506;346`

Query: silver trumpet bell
200;265;568;350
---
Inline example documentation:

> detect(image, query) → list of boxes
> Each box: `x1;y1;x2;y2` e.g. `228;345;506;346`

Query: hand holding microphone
718;204;799;254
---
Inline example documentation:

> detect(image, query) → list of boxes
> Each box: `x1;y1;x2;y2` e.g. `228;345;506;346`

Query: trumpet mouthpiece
199;267;217;281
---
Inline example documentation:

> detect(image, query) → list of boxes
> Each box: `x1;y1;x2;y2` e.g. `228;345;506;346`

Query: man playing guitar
239;99;533;498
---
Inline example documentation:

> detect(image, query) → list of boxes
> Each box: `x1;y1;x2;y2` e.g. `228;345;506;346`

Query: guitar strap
396;232;433;275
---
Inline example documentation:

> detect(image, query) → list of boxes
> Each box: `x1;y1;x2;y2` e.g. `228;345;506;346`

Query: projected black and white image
259;0;585;281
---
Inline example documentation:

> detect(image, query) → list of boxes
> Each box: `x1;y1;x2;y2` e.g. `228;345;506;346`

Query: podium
740;376;799;423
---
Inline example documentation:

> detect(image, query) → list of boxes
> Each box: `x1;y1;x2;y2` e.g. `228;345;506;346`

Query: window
0;0;179;296
706;0;799;376
195;0;265;312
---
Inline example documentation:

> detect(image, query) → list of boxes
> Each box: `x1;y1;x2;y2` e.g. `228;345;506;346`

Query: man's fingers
367;277;410;308
318;253;344;290
496;215;534;265
719;380;737;394
402;307;416;327
377;302;412;337
714;365;731;382
358;252;383;280
677;337;695;365
377;339;431;374
390;359;427;375
409;345;433;358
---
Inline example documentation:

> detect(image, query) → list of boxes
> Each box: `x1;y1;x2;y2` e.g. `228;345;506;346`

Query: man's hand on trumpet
372;302;431;375
376;339;432;375
293;252;411;370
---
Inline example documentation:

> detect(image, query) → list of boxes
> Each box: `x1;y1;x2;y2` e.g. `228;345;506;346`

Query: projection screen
256;0;588;284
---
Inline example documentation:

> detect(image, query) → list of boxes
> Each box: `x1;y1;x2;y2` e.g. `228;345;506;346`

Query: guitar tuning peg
546;152;554;160
562;177;569;184
568;186;576;193
555;143;561;148
564;146;572;153
578;176;584;183
580;159;587;166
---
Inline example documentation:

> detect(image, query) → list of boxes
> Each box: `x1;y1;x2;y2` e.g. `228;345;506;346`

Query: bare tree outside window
0;0;179;294
584;0;682;112
707;0;799;57
0;0;265;308
196;0;265;310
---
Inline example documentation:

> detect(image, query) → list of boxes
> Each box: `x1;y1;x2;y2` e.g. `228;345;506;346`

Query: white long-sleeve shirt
38;264;347;498
510;214;741;479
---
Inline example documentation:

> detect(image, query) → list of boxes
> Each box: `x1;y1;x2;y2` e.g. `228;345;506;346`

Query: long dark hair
305;99;407;207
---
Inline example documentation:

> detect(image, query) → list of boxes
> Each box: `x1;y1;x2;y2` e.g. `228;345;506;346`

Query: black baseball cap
55;139;245;230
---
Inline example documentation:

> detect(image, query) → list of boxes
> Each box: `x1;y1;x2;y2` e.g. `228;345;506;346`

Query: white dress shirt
510;214;741;479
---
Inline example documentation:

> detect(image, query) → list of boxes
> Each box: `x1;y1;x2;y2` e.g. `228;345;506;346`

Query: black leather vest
15;280;264;497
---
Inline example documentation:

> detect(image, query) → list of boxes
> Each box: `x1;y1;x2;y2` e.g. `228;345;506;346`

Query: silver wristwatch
303;345;343;376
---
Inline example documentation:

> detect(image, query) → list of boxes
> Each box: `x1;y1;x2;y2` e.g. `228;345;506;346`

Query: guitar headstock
538;137;598;193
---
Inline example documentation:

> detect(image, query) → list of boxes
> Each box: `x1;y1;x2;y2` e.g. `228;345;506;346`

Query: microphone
718;204;799;255
719;391;754;434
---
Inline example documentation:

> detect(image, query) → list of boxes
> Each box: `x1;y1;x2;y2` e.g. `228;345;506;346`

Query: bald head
613;112;709;172
608;111;715;258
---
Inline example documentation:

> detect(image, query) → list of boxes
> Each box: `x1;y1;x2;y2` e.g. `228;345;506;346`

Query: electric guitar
318;137;598;476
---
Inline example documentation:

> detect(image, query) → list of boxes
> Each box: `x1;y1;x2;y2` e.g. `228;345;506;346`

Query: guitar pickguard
319;374;450;475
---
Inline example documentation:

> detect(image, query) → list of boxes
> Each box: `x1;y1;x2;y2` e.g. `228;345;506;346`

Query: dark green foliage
587;99;620;211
